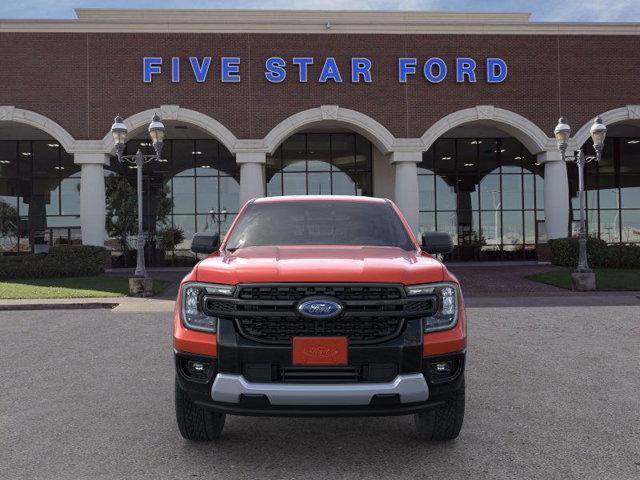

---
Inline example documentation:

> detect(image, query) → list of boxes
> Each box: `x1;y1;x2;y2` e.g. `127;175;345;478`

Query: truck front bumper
211;372;429;406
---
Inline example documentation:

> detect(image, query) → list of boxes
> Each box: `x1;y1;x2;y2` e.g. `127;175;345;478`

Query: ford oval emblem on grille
297;298;343;320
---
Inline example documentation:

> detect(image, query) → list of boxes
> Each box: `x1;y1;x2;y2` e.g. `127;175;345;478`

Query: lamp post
553;116;607;290
111;114;165;289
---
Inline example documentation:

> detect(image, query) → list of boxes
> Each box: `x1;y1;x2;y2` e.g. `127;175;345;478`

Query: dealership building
0;9;639;264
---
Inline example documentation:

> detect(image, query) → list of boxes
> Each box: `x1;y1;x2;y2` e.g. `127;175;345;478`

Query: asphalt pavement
1;305;639;480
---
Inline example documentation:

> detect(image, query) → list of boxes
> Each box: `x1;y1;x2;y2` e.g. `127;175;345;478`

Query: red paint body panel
195;246;445;284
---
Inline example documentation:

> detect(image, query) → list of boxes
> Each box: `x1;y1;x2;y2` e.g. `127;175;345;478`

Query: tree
105;176;172;252
0;200;19;251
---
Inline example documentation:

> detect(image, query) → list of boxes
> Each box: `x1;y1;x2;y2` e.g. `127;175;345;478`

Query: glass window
435;139;456;175
267;133;372;198
308;172;331;195
266;172;282;197
418;175;435;211
60;178;80;215
172;140;195;176
621;210;640;243
478;139;498;175
196;177;219;214
219;177;240;212
599;210;620;243
307;134;332;171
419;147;435;174
225;201;414;250
282;135;306;172
620;175;640;208
171;177;195;214
282;172;307;195
501;175;523;210
621;138;640;173
420;136;542;261
331;172;356;195
435;176;456;211
456;139;477;172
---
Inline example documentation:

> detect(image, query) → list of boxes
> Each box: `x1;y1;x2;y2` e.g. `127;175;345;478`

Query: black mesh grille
237;315;403;344
202;283;437;345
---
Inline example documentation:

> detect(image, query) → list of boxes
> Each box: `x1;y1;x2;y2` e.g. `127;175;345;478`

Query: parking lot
1;303;639;480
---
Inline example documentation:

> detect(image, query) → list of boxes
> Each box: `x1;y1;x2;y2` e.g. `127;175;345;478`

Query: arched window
0;138;80;253
106;137;239;267
266;133;373;197
418;137;544;261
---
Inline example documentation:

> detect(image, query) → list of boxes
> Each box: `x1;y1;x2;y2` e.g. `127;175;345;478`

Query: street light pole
134;149;146;278
553;116;607;289
111;114;165;292
575;149;589;272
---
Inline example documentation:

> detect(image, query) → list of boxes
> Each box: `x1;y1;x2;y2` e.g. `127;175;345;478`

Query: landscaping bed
526;268;640;291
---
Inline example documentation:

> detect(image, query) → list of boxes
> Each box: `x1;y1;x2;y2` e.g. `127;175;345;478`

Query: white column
538;151;569;240
75;153;109;246
391;150;422;234
237;152;266;206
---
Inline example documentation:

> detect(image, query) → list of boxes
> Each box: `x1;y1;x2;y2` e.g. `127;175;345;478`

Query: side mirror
421;232;453;255
191;232;220;254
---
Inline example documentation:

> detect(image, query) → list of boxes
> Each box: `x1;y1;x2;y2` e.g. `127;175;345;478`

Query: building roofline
0;9;639;35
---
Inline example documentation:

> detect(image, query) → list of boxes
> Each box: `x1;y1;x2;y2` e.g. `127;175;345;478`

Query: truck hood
195;246;445;284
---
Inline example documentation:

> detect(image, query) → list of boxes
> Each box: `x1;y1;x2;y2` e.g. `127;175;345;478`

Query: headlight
180;282;234;332
406;282;459;333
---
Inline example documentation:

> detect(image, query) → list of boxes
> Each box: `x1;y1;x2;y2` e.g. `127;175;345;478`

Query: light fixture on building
464;163;475;167
627;139;640;144
441;156;452;160
47;143;60;148
514;156;522;160
200;165;211;168
192;151;203;155
552;116;607;286
110;112;165;283
0;160;10;164
470;140;482;145
54;166;65;170
21;152;31;156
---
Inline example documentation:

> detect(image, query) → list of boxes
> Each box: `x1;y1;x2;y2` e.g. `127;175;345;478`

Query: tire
414;378;465;441
175;377;226;441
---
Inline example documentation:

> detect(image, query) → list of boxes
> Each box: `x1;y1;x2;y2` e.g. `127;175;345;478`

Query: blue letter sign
143;55;508;84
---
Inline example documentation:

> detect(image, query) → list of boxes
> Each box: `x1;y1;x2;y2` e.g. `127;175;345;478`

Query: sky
0;0;639;22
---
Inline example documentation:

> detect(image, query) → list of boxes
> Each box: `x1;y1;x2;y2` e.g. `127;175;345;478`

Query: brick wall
0;32;638;141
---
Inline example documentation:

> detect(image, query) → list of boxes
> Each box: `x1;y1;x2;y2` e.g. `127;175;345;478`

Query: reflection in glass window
570;136;640;245
106;138;240;267
0;140;80;253
266;133;373;197
419;137;543;261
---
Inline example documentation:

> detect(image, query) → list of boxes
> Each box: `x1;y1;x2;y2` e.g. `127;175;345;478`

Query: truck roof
252;195;388;204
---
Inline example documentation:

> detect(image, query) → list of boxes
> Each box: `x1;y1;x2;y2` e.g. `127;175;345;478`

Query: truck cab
173;196;466;441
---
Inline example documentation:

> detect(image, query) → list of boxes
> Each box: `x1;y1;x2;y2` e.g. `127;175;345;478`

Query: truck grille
202;283;437;345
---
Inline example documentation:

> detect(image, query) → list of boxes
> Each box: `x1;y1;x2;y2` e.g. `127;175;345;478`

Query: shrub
0;245;107;280
596;245;640;269
157;226;185;252
549;237;640;269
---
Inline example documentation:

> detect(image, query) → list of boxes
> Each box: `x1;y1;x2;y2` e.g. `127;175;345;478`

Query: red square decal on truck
292;337;348;366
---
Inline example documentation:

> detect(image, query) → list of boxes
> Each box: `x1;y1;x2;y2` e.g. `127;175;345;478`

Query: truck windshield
225;200;415;251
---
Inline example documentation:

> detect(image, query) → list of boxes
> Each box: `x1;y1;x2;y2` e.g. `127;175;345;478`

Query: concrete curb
0;302;119;311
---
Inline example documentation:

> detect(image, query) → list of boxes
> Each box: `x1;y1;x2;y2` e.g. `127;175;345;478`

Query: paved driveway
1;305;639;479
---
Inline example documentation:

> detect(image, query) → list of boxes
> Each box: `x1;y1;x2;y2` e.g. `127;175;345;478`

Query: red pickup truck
173;196;466;441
